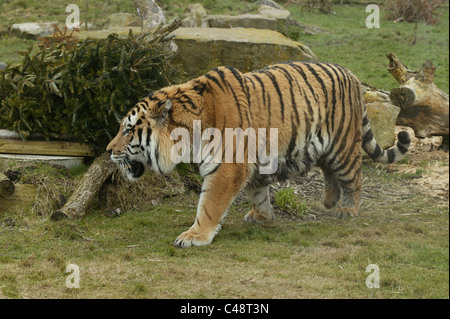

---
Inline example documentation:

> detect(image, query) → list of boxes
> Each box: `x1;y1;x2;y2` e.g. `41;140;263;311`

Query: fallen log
50;152;117;220
386;53;449;148
0;172;15;198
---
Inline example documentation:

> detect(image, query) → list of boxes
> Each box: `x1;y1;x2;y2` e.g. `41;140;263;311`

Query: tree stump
386;53;449;149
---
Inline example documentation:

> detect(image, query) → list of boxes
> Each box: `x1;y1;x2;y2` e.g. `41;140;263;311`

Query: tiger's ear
156;99;172;125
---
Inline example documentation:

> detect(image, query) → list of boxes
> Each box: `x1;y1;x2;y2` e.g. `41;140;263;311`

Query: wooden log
386;53;449;142
0;172;15;198
0;139;94;157
50;152;117;220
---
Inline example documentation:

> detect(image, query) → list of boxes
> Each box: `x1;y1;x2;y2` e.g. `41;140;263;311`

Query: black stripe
250;73;266;104
336;154;360;178
372;144;382;159
285;62;318;103
265;71;285;122
246;76;256;90
315;63;337;121
363;130;374;145
137;128;143;145
214;68;228;90
304;63;329;108
321;64;343;133
193;80;207;95
397;142;408;154
205;73;225;91
146;128;152;146
287;116;298;159
226;66;247;96
338;166;361;185
387;150;396;163
203;206;212;221
362;115;369;126
226;83;243;127
273;66;300;125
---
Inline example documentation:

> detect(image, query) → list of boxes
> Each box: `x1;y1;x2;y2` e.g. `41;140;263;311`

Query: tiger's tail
361;109;411;164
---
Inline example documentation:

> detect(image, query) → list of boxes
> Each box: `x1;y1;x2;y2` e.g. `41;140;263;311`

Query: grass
0;163;448;298
275;186;309;217
0;35;34;64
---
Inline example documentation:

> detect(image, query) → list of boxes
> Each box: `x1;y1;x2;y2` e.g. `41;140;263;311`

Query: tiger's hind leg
320;148;362;218
244;185;274;223
319;163;341;209
333;154;363;218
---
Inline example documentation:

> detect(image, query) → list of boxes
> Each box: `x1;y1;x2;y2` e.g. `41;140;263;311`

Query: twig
0;226;14;234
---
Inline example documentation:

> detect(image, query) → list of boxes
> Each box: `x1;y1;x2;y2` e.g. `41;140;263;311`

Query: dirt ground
265;126;449;221
393;127;449;200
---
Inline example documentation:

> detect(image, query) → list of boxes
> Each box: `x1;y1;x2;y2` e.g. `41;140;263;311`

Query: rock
365;101;401;149
10;22;57;39
105;13;140;29
258;4;291;20
171;27;317;81
135;0;166;31
258;4;291;34
362;86;402;149
197;5;292;35
207;14;277;30
182;3;209;28
0;62;7;71
181;2;293;35
256;0;284;10
67;22;94;31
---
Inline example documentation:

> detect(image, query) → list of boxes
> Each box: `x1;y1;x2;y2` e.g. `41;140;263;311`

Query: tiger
106;61;411;248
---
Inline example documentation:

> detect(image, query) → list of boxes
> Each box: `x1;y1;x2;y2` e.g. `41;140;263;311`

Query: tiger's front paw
174;230;213;248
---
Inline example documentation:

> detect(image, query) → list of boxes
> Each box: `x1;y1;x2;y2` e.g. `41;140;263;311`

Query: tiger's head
106;96;176;181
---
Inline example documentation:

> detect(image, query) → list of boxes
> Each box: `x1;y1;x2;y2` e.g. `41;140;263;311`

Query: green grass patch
275;186;309;217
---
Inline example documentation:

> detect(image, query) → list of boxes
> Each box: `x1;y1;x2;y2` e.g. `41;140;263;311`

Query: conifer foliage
0;28;179;153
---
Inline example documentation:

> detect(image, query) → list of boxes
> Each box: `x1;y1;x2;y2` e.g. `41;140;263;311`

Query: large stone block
10;22;57;39
171;27;317;80
206;14;277;30
365;101;401;149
